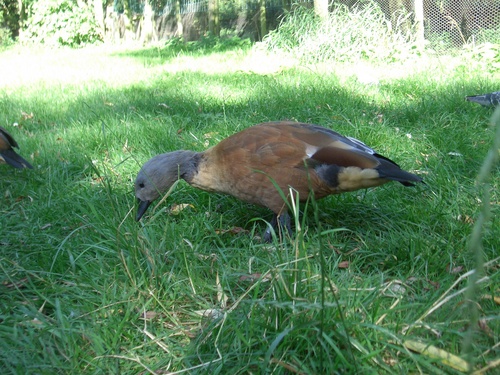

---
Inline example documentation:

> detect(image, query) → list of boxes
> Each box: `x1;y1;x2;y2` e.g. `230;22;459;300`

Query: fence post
314;0;328;21
259;0;267;40
173;0;183;38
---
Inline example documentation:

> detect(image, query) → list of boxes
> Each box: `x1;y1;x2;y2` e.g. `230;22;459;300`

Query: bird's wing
264;122;421;186
265;121;386;168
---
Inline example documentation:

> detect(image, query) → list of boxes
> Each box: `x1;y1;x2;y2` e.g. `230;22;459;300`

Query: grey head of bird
135;150;198;221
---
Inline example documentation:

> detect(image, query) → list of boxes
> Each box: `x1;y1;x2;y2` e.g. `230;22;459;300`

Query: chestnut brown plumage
0;126;33;169
135;121;422;240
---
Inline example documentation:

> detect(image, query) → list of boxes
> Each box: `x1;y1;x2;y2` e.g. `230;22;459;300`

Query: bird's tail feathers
1;150;33;169
377;158;423;186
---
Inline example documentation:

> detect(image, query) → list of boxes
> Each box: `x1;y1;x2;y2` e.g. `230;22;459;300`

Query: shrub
22;0;102;47
0;11;14;47
262;1;418;63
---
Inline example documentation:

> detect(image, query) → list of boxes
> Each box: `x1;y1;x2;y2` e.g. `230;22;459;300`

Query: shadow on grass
0;46;497;243
112;35;252;66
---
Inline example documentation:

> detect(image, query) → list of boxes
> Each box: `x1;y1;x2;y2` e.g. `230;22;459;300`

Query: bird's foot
263;213;292;243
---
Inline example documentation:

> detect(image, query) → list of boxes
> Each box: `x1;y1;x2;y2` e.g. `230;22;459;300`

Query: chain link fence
375;0;500;48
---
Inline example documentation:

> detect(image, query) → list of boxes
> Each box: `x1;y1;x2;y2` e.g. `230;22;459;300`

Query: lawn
0;40;498;374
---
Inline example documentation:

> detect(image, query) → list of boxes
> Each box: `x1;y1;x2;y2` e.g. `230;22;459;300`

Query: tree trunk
235;0;246;35
208;0;220;37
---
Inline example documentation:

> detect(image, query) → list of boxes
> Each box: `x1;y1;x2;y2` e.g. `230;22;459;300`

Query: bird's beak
136;199;152;221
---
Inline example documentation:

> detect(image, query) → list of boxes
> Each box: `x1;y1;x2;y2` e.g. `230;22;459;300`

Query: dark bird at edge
135;121;423;241
0;126;33;169
465;91;500;107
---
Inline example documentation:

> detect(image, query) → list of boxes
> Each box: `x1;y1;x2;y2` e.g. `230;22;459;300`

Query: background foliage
2;0;500;49
21;0;102;47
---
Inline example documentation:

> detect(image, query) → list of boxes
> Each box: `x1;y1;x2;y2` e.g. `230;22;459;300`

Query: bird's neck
177;150;202;183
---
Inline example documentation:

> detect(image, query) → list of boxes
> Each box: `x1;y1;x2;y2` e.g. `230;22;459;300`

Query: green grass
0;38;499;374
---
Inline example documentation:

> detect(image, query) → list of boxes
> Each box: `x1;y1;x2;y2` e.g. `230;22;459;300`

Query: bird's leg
263;216;277;243
278;213;292;239
263;213;292;242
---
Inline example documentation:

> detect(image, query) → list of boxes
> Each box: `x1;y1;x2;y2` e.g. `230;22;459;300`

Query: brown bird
135;121;423;241
0;126;33;169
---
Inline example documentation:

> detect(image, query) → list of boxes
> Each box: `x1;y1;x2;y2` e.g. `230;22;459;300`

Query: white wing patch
305;144;319;158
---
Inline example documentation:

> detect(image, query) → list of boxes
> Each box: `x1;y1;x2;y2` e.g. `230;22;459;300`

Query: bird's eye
139;183;145;188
